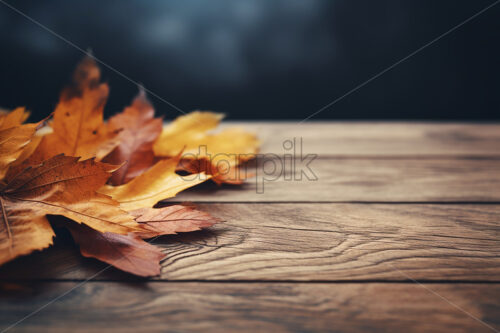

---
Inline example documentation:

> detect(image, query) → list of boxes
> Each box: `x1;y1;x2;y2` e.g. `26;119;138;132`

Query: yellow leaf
99;156;208;211
154;111;259;166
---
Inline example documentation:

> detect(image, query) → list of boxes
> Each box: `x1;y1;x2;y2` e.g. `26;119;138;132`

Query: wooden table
1;122;500;332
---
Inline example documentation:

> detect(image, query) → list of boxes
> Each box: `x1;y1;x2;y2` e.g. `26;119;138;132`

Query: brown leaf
0;153;141;265
34;56;119;161
131;205;221;239
1;154;139;234
102;89;163;185
67;222;165;277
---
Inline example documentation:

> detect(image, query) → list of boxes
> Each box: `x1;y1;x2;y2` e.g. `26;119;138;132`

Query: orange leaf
0;107;30;130
34;56;119;161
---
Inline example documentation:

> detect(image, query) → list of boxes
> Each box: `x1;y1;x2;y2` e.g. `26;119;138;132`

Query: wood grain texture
1;282;498;333
1;204;499;281
2;122;500;332
174;158;500;202
219;122;500;156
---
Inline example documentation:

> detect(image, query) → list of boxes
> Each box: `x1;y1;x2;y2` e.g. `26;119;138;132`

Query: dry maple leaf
22;58;208;210
0;153;139;266
33;56;119;161
102;89;162;185
153;111;259;184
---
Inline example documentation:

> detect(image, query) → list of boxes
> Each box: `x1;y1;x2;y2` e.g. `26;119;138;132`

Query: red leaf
103;89;163;185
67;223;165;277
131;205;221;239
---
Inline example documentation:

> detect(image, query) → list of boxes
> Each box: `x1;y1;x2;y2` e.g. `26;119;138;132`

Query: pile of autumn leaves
0;57;258;277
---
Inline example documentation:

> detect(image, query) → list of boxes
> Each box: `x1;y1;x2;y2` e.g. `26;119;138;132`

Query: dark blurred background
0;0;499;121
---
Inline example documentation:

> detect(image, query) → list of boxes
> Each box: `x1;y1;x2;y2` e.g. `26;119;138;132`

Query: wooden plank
219;122;500;156
1;204;499;281
1;282;498;332
174;158;500;202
